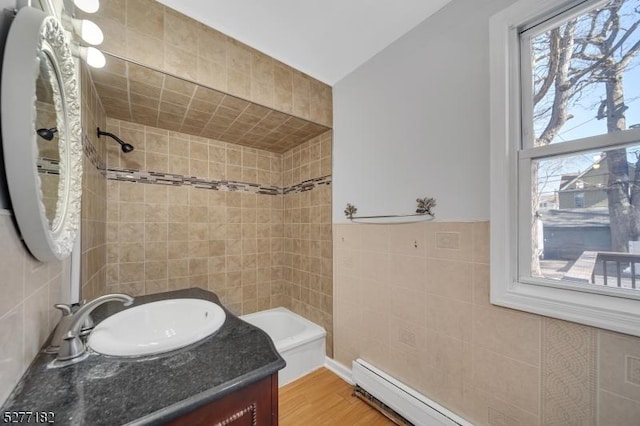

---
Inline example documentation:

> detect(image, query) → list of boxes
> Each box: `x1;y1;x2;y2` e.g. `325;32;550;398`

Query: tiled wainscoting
334;221;640;426
0;213;67;404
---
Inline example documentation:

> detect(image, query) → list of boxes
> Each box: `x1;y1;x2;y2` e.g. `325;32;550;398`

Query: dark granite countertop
1;288;285;425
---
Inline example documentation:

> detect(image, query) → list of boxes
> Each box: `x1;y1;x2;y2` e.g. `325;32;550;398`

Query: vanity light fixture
73;45;106;68
73;0;100;14
62;15;103;46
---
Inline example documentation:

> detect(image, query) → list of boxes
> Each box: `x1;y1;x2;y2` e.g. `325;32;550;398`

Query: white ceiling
156;0;452;85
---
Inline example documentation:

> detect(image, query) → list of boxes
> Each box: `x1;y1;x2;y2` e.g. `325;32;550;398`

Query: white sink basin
87;299;226;357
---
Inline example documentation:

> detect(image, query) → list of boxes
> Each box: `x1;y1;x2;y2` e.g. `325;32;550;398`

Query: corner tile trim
105;167;331;196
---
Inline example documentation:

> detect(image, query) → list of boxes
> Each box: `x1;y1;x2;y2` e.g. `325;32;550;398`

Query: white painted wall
333;0;515;223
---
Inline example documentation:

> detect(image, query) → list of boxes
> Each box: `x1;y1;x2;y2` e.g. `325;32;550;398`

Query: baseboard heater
352;359;472;426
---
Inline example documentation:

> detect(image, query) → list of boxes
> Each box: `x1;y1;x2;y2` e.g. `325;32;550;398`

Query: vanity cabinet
1;289;285;426
166;373;279;426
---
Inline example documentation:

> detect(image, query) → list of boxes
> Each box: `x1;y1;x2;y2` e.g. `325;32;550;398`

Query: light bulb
79;46;106;68
62;15;104;46
85;47;105;68
74;0;100;13
78;19;103;45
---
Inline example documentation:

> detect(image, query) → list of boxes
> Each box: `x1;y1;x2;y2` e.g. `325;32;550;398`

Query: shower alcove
81;52;334;355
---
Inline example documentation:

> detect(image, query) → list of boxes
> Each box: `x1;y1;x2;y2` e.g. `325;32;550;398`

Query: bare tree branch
537;20;577;145
620;37;640;67
534;29;561;104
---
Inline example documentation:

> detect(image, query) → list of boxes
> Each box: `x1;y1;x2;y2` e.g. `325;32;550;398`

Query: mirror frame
1;7;82;262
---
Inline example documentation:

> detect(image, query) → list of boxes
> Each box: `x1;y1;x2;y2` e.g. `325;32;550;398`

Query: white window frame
490;0;640;337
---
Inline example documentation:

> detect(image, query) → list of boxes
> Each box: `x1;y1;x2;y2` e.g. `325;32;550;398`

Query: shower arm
96;128;126;146
96;127;134;153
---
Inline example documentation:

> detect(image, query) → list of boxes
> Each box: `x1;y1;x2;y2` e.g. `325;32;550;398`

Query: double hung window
490;0;640;335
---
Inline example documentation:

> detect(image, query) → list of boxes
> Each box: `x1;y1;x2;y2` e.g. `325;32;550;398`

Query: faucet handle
54;304;72;315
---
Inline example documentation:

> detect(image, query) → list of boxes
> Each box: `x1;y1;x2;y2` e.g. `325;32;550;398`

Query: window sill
491;281;640;337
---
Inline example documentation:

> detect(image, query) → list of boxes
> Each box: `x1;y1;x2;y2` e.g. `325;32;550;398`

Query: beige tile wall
80;0;332;127
282;131;333;355
106;182;285;315
104;119;283;185
334;221;640;426
80;64;108;300
283;131;333;187
104;119;285;315
0;213;67;405
103;119;334;334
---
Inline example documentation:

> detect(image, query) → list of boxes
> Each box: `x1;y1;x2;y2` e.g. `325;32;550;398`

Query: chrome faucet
55;293;134;362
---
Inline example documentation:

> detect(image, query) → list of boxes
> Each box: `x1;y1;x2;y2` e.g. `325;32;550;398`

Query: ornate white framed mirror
1;7;82;262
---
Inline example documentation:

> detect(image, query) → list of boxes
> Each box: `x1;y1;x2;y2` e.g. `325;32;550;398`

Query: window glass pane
529;0;640;146
532;142;640;291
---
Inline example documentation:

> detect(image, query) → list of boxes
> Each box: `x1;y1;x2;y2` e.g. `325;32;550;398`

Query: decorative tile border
541;318;597;425
83;133;106;171
283;175;332;194
105;167;331;196
37;157;60;175
81;126;331;195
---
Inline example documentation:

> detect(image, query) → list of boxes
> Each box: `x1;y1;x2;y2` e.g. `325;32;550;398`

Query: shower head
96;127;134;153
120;142;134;153
37;127;58;141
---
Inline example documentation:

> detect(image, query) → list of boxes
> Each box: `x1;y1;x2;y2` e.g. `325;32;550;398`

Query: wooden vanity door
165;373;278;426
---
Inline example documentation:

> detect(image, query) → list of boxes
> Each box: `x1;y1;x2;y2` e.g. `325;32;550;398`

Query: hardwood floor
279;368;394;426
